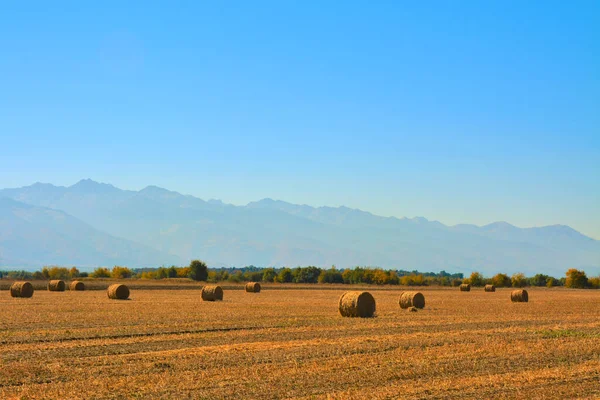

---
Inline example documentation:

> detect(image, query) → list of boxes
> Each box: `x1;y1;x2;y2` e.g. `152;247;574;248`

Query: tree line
1;262;598;289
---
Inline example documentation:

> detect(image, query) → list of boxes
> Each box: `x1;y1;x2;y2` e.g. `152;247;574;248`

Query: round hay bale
408;306;418;312
338;291;376;318
107;284;130;300
69;281;85;291
484;284;495;292
10;281;34;298
459;283;471;292
201;285;223;301
48;280;66;292
245;282;261;293
399;291;425;309
511;289;528;303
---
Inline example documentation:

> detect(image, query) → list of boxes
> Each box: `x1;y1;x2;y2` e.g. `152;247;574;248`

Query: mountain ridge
1;179;598;276
4;179;595;238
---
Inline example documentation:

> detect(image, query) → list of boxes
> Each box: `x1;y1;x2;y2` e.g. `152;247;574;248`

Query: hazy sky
1;1;599;238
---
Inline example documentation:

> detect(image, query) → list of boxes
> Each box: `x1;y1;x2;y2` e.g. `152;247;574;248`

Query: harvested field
1;285;599;399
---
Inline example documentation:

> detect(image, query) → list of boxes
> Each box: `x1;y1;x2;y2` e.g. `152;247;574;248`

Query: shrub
388;271;400;285
262;268;277;283
111;266;133;279
491;273;512;288
565;268;588;289
467;272;485;287
243;270;263;282
91;267;111;278
42;266;70;280
546;277;559;287
318;266;344;284
69;267;81;279
529;274;550;287
189;260;208;281
451;278;463;287
588;276;600;289
292;266;321;283
227;271;243;283
511;273;528;288
277;268;293;283
176;267;190;278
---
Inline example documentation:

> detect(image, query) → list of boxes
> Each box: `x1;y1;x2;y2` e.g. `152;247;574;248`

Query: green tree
318;266;344;284
111;266;132;279
467;272;485;287
91;267;111;278
69;267;80;279
588;276;600;289
277;268;293;283
262;268;277;282
227;270;243;283
168;266;178;278
188;259;208;281
565;268;588;289
511;273;528;288
529;274;550;287
491;273;512;287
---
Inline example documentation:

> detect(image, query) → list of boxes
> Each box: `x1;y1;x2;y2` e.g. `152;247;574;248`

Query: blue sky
1;1;599;238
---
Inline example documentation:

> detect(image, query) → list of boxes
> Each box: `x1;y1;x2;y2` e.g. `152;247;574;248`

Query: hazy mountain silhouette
1;179;599;275
0;197;182;268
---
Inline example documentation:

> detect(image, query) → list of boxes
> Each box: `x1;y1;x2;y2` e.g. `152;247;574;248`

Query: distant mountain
0;197;183;269
1;179;599;276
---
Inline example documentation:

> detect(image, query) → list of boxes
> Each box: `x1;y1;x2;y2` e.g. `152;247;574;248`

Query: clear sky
1;1;599;238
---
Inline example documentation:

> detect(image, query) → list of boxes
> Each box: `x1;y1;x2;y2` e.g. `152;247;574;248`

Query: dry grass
1;286;599;399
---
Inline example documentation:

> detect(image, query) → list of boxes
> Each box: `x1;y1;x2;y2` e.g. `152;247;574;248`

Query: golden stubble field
1;285;600;399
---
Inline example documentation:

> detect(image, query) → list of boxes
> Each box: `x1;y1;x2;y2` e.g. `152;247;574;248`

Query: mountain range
1;179;599;276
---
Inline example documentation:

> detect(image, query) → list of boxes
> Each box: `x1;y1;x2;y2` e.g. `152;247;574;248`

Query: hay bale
10;281;34;298
338;291;376;318
484;284;495;292
408;306;418;312
201;285;223;301
459;283;471;292
70;281;85;291
48;280;66;292
107;284;130;300
399;291;425;309
245;282;261;293
511;289;528;303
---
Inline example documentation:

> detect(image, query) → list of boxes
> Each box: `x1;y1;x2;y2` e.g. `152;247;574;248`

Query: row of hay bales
339;291;425;318
10;280;528;315
47;280;86;292
9;281;129;300
338;288;529;318
459;283;527;299
460;283;528;302
200;282;260;301
7;281;263;301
